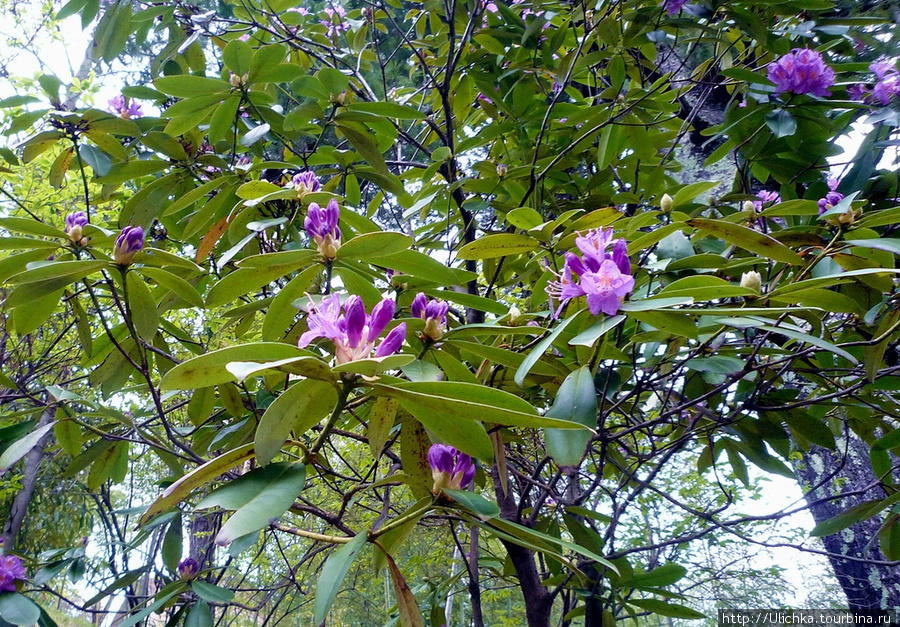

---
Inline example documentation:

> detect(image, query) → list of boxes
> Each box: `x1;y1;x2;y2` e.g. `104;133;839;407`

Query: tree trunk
1;407;55;552
793;436;900;608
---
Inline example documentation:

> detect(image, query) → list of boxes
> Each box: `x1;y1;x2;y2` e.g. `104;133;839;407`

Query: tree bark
492;465;552;627
793;436;900;609
1;407;55;552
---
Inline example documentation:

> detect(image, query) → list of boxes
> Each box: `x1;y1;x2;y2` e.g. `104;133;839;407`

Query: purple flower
305;199;341;259
65;211;89;245
870;62;900;106
767;48;835;98
288;170;321;197
428;443;475;494
321;5;349;37
0;555;27;592
298;294;406;364
818;178;844;215
411;293;449;341
113;226;144;265
752;190;781;212
661;0;689;15
177;558;199;581
547;227;635;317
108;95;143;119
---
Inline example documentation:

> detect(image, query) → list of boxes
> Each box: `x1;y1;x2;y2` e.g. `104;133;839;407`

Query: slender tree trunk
1;407;55;552
793;436;900;609
492;465;552;627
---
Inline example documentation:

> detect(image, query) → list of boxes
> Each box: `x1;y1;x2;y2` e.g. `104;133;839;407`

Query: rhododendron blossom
767;49;835;97
299;294;406;364
546;227;634;317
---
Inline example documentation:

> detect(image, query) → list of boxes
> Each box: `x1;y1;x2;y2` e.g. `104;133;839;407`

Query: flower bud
741;271;762;294
65;211;89;246
113;226;144;265
743;200;756;214
508;306;521;326
230;72;248;87
428;444;475;495
660;193;673;213
177;558;199;581
496;163;508;177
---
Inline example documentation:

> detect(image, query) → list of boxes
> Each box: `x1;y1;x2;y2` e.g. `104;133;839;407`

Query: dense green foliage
1;0;900;624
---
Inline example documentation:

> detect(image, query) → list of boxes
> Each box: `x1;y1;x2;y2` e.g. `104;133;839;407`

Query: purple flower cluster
65;211;89;245
818;178;844;215
849;61;900;106
288;170;320;197
767;49;835;98
0;554;27;592
321;5;349;37
752;190;781;212
411;293;449;341
661;0;689;15
108;95;143;119
428;444;475;494
546;228;634;317
113;226;144;265
298;294;406;364
305;199;341;259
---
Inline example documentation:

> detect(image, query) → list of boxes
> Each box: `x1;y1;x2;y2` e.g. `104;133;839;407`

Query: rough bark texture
492;466;552;627
1;407;55;552
793;436;900;609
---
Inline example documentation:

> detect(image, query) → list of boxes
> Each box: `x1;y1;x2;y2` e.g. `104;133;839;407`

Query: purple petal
411;292;427;319
344;295;366;349
368;298;395;341
428;443;455;474
375;322;406;357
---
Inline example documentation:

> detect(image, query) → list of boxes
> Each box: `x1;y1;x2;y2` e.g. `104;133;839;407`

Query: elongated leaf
255;379;338;465
385;553;426;627
0;422;55;472
139;444;255;525
136;267;204;308
397;397;493;462
160;344;311;390
336;231;413;260
197;462;307;545
126;271;158;342
687;218;803;265
314;533;369;624
515;313;581;386
378;381;589;430
368;397;399;459
544;367;597;467
457;233;540;260
0;593;41;626
629;599;704;620
6;260;109;285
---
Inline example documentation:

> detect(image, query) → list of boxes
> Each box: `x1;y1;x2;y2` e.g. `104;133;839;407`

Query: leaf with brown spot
196;215;233;263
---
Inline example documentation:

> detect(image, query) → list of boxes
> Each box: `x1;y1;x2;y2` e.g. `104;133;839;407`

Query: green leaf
0;422;55;472
671;181;718;208
126;271;158;342
457;233;540;260
544;367;597;467
757;324;858;364
139;444;255;525
687;218;804;265
161;515;183;573
336;231;413;261
94;159;170;187
810;500;880;537
629;599;704;620
255;379;338;465
0;593;41;626
197;462;307;545
569;315;626;347
623;563;687;588
160;344;311;390
368;397;399;459
332;354;415;377
443;489;500;519
191;582;234;604
5;260;109;285
136;267;203;308
184;602;213;627
223;40;253;75
765;109;797;138
154;75;232;98
515;313;581;386
313;533;369;625
337;123;389;175
396;397;493;462
0;218;67;239
379;381;590;430
347;102;426;120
